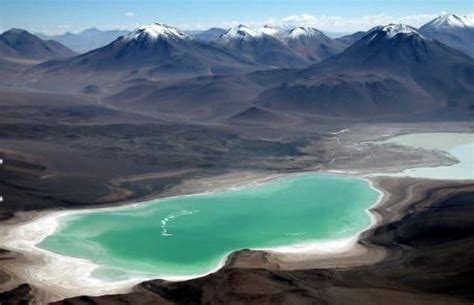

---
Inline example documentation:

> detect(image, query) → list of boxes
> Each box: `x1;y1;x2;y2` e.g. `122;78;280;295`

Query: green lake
38;174;379;281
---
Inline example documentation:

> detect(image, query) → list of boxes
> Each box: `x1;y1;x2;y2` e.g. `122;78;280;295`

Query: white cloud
125;12;136;17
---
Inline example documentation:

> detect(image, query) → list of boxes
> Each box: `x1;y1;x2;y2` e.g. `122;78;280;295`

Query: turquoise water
38;174;379;281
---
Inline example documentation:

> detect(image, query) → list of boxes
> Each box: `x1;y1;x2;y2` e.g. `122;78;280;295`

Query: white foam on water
161;209;199;237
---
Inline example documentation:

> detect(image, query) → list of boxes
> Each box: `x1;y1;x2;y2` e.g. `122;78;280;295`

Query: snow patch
124;23;189;42
220;25;260;41
218;25;278;42
381;24;420;38
367;24;423;41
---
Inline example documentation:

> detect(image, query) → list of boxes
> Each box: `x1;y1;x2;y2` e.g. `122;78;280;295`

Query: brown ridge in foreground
2;178;470;305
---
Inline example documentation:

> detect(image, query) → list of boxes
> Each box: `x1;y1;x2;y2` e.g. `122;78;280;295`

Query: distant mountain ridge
13;15;474;120
36;28;129;53
26;23;259;91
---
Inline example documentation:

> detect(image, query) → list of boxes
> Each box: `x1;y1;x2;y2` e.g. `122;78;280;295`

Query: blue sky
0;0;473;34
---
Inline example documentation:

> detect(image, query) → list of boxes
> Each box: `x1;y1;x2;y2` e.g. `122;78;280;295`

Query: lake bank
1;130;472;303
0;172;383;302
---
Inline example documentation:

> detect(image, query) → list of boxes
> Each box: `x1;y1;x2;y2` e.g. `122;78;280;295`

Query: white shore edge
260;177;384;255
0;172;384;301
0;173;282;299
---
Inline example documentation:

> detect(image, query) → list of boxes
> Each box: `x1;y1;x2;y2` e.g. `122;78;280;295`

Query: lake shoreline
1;130;472;303
0;171;385;303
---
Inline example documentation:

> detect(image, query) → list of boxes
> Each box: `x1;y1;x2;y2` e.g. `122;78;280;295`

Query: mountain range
2;13;473;120
255;24;474;116
103;23;474;121
22;23;259;91
29;13;474;59
24;22;351;90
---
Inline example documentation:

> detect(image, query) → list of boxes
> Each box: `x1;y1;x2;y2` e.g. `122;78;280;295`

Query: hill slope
0;29;77;61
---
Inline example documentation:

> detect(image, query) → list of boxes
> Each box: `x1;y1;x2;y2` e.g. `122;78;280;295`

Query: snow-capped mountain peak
422;14;474;30
219;24;327;42
219;25;263;42
380;24;420;38
285;27;323;39
367;24;423;41
123;23;190;41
